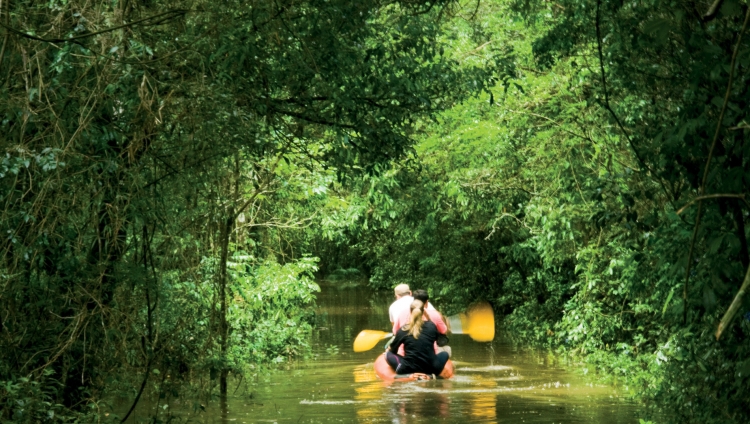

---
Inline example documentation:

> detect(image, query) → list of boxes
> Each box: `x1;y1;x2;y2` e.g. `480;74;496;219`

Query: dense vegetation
318;0;750;422
0;0;492;421
2;0;749;422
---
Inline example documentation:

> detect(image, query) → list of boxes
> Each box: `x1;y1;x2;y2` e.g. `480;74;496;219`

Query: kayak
373;353;455;382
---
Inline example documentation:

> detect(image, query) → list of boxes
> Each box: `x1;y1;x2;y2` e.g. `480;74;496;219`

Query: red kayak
373;353;455;381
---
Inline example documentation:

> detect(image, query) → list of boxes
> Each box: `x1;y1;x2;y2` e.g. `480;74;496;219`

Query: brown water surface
175;280;645;423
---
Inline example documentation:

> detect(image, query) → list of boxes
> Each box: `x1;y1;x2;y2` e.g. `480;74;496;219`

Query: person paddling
389;284;413;324
392;289;450;357
389;285;436;323
385;299;450;376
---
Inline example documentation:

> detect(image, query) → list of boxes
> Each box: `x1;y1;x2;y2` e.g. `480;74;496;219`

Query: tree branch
703;0;725;22
595;0;648;172
0;9;187;44
267;105;357;130
676;193;749;215
716;261;750;340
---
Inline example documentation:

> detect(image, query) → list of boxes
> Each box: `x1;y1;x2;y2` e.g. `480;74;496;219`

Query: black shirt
389;320;440;374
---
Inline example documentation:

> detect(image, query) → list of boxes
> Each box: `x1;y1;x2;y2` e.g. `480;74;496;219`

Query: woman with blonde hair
385;299;450;375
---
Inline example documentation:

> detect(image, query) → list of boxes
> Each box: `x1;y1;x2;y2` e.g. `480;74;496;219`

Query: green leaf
642;18;670;46
662;288;675;317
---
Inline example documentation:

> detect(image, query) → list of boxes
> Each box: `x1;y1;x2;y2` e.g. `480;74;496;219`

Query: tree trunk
732;200;749;270
219;154;241;398
218;213;232;397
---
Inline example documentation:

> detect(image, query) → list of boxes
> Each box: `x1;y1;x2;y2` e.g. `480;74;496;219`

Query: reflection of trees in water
313;282;390;351
220;397;229;424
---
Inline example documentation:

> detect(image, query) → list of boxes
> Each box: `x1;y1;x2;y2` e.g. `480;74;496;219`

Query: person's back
391;289;447;357
386;300;449;375
391;321;441;374
392;306;445;334
389;284;413;324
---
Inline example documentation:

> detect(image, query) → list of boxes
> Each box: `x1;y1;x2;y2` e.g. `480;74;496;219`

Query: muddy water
198;281;645;423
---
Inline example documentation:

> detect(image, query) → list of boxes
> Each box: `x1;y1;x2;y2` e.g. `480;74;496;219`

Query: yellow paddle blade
353;330;392;352
446;302;495;341
465;301;495;342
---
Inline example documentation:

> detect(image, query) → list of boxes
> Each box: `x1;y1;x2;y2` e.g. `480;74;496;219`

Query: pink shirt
389;296;436;323
392;306;447;355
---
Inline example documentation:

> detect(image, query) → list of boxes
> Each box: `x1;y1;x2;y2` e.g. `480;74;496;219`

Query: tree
0;0;495;418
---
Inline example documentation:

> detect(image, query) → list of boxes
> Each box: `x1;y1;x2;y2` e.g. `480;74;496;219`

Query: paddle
446;301;495;342
353;330;392;352
352;301;495;352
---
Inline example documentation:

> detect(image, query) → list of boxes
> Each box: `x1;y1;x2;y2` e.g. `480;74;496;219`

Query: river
160;280;647;423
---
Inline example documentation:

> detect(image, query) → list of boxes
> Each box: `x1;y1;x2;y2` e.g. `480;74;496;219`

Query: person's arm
428;309;448;334
392;308;409;334
389;330;405;354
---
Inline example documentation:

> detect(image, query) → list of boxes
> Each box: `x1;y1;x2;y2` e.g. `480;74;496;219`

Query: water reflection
160;280;648;423
386;384;451;423
219;397;228;424
353;366;383;422
468;376;498;422
354;383;382;421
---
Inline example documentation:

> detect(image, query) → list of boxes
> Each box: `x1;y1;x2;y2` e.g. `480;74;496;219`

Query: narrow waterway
192;280;645;423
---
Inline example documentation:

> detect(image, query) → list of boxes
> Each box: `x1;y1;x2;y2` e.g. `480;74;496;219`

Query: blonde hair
404;299;427;339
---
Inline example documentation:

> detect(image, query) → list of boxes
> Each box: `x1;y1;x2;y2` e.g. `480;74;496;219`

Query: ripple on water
458;365;514;372
447;375;476;383
299;399;361;405
492;375;523;381
407;384;539;394
446;374;523;383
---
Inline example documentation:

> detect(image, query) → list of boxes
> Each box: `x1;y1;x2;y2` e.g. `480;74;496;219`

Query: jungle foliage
317;0;750;422
3;0;750;422
0;0;493;421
